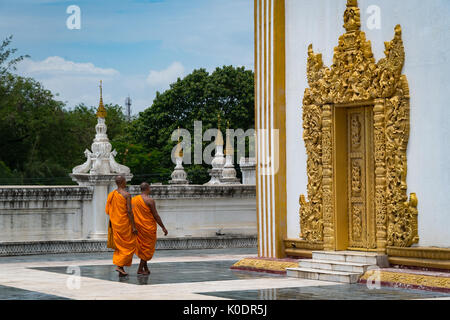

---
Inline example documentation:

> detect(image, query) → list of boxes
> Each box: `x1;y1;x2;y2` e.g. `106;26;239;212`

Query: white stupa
220;123;240;184
169;128;189;184
71;81;132;184
204;115;226;185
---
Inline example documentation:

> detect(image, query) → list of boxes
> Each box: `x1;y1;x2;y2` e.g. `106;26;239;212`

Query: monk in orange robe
105;175;138;276
132;182;168;275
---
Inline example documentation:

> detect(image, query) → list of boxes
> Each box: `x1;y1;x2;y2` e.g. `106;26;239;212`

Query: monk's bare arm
146;198;168;236
126;193;137;234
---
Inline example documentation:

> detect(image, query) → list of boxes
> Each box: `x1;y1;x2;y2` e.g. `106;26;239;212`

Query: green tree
0;35;29;76
131;65;254;184
0;35;129;184
0;36;255;185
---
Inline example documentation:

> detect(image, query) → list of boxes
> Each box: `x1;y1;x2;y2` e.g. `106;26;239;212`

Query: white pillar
239;157;256;185
70;174;132;239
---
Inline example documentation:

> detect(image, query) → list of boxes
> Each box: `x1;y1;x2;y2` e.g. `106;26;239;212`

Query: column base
88;232;107;240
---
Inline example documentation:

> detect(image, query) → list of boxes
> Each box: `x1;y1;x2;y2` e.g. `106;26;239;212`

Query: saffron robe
105;190;136;267
132;195;157;261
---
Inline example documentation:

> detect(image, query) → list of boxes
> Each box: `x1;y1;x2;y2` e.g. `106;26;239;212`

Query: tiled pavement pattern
0;284;70;300
199;284;450;300
0;248;449;300
31;261;283;286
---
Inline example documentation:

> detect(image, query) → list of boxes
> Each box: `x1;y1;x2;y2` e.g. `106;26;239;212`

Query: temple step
286;267;362;284
299;259;372;274
287;251;389;284
312;251;389;267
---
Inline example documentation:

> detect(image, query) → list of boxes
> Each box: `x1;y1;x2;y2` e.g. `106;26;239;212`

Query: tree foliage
0;35;29;76
129;65;255;184
0;36;255;185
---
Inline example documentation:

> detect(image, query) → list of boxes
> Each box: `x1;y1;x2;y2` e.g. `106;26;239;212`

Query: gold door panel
347;107;376;250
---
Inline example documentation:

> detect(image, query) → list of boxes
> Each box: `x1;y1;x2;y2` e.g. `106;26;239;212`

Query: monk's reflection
137;274;150;285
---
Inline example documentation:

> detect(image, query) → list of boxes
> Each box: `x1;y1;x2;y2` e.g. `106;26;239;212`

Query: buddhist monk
132;182;168;275
105;175;138;276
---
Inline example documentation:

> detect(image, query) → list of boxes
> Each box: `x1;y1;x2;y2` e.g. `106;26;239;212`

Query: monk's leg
115;266;128;276
137;259;146;275
143;261;150;275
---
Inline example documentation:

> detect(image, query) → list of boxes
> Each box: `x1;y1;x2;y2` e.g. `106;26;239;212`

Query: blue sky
0;0;254;113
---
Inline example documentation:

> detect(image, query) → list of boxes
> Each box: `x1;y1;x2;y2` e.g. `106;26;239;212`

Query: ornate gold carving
284;238;324;251
232;258;299;273
299;104;323;243
300;0;418;251
351;114;362;148
360;270;450;290
321;105;335;251
387;246;450;261
385;89;419;247
374;100;387;251
352;204;362;239
343;0;361;33
303;2;408;106
351;161;362;195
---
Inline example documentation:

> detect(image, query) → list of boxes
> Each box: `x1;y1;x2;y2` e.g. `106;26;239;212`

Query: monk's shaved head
140;182;150;192
115;175;126;187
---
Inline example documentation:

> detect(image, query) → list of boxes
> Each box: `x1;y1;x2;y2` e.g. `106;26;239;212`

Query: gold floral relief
351;161;362;195
299;104;324;243
352;204;363;239
351;114;362;148
299;0;418;250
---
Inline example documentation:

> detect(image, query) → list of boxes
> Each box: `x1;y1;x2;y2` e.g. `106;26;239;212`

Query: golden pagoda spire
215;113;224;146
96;80;107;118
175;126;183;158
225;121;233;156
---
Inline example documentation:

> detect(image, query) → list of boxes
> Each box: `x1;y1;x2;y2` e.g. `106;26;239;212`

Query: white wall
0;185;257;242
150;198;256;238
285;0;450;247
0;187;92;242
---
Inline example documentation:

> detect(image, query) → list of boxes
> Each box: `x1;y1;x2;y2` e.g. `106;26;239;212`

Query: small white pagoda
220;122;240;185
70;81;132;239
169;128;189;185
204;115;226;185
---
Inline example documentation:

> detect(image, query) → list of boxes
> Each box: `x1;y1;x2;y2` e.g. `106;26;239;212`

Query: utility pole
125;95;132;122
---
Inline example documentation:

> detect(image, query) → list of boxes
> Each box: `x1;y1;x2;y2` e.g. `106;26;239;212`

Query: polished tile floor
0;248;449;300
0;284;70;300
32;260;281;286
199;284;450;300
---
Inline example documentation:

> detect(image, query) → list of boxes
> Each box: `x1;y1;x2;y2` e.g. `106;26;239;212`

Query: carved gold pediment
304;12;406;106
299;0;418;251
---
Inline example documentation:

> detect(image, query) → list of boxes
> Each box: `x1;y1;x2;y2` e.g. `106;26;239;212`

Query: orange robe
132;195;157;261
105;190;136;267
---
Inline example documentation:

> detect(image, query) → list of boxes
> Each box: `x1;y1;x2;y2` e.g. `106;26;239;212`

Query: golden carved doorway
337;106;377;251
298;0;419;254
332;105;376;252
346;107;376;250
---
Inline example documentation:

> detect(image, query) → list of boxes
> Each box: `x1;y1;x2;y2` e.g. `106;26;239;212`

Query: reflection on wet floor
0;284;70;300
31;260;282;286
199;284;450;300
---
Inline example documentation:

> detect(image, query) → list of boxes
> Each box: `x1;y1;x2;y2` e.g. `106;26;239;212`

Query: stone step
286;267;361;284
299;259;373;273
312;251;389;267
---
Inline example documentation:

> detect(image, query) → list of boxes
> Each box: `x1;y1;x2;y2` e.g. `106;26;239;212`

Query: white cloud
18;56;119;76
146;61;185;88
15;56;165;113
16;56;123;109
